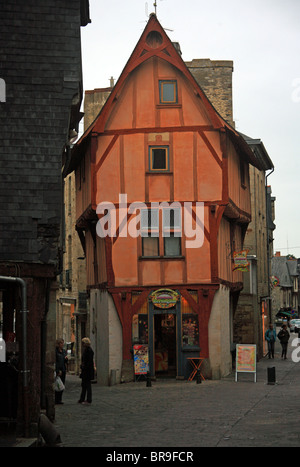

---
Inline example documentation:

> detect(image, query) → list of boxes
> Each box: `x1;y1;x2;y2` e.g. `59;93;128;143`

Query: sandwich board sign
235;344;257;382
133;344;149;376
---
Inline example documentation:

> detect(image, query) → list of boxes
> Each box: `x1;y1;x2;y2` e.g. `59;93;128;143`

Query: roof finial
153;1;157;15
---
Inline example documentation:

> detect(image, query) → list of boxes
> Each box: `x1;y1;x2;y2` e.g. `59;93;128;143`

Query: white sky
80;0;300;258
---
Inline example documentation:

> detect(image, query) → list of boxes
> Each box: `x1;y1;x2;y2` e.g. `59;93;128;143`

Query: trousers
79;378;92;403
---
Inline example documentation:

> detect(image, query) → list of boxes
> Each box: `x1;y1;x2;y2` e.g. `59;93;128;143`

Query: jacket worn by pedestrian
277;328;290;344
81;346;94;381
56;348;68;375
265;329;276;342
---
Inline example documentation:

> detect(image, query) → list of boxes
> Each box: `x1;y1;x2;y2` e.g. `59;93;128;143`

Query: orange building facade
67;15;259;383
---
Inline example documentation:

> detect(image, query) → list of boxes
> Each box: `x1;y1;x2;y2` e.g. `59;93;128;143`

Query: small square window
164;234;181;257
142;236;159;257
159;80;178;104
149;146;169;172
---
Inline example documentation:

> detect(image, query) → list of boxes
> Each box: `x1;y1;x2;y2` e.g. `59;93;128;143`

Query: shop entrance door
154;313;176;377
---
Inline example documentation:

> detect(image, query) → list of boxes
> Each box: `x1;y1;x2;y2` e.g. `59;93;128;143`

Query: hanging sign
235;344;257;382
150;289;179;309
133;344;149;375
232;249;249;272
270;275;280;288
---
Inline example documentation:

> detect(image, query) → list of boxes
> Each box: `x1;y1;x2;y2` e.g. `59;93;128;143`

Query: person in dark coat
78;337;95;405
277;324;290;359
265;323;276;359
55;338;68;404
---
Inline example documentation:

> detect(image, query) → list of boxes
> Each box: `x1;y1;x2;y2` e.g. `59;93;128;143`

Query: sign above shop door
150;289;179;309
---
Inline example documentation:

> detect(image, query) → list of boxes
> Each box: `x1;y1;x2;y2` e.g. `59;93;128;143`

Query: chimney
185;58;235;127
275;251;281;257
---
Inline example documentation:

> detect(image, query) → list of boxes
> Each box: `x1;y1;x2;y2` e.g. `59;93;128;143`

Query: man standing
265;324;276;359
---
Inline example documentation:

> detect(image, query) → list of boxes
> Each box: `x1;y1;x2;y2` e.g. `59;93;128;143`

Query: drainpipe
0;276;29;436
265;168;275;323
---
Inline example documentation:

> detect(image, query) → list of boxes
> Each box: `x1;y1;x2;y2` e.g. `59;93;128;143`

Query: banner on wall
232;249;250;272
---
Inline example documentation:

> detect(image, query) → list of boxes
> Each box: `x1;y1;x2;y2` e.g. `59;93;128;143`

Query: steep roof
272;256;299;287
66;14;260;175
240;133;274;172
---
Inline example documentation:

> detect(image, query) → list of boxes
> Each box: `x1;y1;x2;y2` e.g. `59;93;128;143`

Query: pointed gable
67;13;259;175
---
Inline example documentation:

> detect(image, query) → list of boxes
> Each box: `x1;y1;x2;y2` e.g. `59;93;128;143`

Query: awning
276;310;298;318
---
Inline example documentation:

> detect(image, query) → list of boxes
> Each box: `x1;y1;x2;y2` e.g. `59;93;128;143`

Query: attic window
159;80;178;104
146;31;163;48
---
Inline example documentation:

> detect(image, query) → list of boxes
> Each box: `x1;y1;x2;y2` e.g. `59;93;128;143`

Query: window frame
140;207;183;259
149;146;170;172
159;80;178;104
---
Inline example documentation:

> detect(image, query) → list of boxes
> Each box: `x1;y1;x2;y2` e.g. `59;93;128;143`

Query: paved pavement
53;333;300;448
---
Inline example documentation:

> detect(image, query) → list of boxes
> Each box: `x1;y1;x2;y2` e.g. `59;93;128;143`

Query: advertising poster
235;344;257;382
133;344;149;375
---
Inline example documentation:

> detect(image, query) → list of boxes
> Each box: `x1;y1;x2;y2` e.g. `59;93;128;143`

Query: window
164;233;181;256
159;80;178;104
163;207;181;257
141;208;159;257
141;207;182;258
149;146;169;172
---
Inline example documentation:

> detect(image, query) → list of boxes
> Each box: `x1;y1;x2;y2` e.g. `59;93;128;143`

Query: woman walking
277;324;290;359
78;338;95;405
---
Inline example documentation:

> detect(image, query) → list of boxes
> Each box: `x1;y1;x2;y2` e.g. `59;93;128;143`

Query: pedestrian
78;337;94;405
277;324;290;359
55;338;68;404
265;323;276;359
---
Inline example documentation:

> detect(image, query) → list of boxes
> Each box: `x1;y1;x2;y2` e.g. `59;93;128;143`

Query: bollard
196;368;202;384
39;414;62;446
267;367;276;385
146;371;152;387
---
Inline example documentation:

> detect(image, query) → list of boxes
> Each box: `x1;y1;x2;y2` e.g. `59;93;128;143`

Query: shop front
132;289;201;379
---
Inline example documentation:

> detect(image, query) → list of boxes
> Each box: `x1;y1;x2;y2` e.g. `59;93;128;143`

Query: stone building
271;253;299;321
56;171;87;374
0;0;90;439
233;136;275;358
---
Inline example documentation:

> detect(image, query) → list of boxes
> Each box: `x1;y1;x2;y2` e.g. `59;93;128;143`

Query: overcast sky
80;0;300;258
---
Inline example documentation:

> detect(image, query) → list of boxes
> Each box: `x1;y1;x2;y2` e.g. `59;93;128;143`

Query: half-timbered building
66;14;260;383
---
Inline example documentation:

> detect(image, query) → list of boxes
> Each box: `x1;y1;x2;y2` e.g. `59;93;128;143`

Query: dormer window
159;80;178;104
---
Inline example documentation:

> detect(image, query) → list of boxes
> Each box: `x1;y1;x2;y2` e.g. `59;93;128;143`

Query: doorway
154;313;176;377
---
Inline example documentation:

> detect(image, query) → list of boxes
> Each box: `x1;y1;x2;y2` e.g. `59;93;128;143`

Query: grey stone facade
0;0;90;267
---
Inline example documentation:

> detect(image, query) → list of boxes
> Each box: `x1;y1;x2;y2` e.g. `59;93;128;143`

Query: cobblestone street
54;337;300;448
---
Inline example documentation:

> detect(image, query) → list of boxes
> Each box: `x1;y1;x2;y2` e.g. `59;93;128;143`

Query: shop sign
232;249;249;272
150;289;179;309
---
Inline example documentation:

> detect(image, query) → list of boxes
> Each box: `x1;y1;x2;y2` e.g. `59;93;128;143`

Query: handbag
54;375;65;392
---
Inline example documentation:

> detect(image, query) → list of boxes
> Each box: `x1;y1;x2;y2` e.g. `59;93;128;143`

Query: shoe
81;401;91;405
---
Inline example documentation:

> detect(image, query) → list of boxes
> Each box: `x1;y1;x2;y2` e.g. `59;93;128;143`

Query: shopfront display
131;289;202;378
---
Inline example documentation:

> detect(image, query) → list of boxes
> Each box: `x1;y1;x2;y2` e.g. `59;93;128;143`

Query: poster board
235;344;257;382
133;344;149;376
